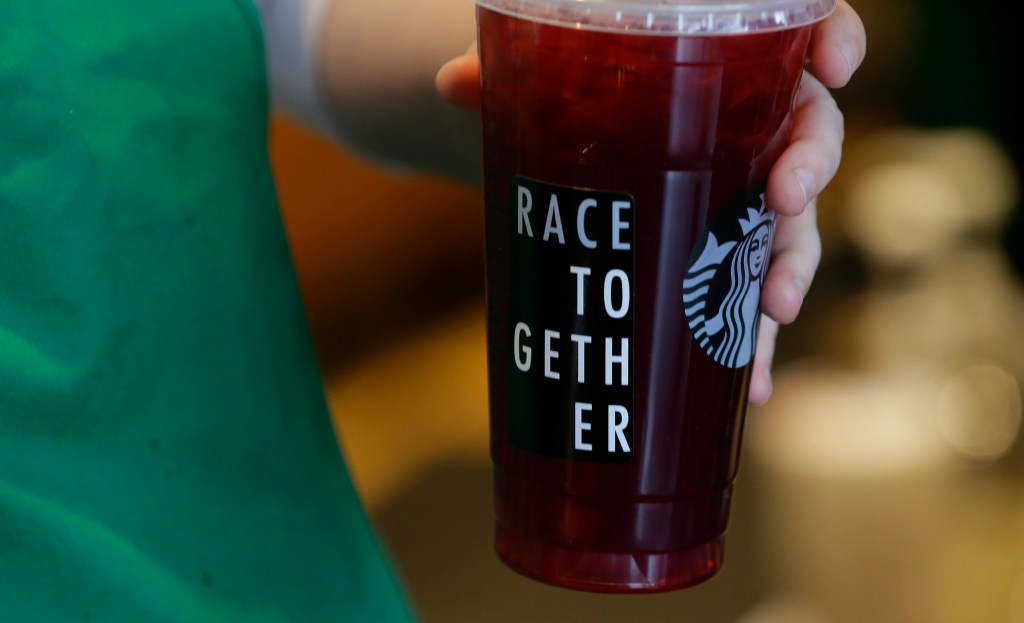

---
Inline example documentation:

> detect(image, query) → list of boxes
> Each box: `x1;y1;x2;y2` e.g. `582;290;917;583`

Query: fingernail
792;276;808;300
793;168;814;206
756;369;773;405
838;40;856;80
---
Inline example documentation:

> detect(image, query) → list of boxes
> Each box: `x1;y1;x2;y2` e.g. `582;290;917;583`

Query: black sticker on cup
684;186;775;369
508;176;634;463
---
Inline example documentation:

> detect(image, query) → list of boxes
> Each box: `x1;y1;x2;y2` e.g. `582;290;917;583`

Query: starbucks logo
683;192;775;369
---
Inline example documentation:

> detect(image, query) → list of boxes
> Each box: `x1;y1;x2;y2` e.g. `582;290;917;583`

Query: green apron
0;1;413;621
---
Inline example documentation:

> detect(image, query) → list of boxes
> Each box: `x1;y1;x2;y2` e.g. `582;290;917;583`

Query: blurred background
269;1;1023;620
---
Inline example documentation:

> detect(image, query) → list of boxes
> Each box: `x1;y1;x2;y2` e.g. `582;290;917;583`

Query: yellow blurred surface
269;114;485;366
269;113;490;507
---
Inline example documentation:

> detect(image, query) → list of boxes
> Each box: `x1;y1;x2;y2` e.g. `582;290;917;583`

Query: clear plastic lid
476;0;836;35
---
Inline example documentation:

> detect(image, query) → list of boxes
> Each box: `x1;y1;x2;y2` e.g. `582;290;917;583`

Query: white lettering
517;185;534;237
513;322;532;372
604;269;631;319
569;265;591;316
577;198;597;249
575;402;593;451
570;333;591;383
608;405;631;453
544;330;560;380
605;337;629;386
612;201;631;251
543;195;565;244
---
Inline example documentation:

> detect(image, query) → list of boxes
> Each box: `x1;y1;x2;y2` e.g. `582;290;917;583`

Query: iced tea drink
478;0;834;592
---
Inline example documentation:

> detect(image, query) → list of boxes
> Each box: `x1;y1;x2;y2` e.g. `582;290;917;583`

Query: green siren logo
683;191;775;369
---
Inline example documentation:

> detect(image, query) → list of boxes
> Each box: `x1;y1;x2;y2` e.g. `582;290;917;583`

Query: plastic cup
477;0;835;593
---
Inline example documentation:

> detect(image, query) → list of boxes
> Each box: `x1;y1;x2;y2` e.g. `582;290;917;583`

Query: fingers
765;0;863;216
751;2;863;404
808;0;867;89
761;201;822;325
765;72;844;217
751;205;823;406
749;316;779;406
436;42;482;110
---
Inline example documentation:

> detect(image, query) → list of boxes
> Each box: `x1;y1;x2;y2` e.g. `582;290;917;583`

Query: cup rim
476;0;836;35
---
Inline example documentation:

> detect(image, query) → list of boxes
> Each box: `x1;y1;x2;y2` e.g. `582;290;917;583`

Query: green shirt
0;1;413;621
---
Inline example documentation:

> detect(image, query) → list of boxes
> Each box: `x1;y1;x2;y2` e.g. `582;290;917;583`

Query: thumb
437;43;481;110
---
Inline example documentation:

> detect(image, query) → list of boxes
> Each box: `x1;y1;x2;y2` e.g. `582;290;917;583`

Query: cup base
495;522;725;593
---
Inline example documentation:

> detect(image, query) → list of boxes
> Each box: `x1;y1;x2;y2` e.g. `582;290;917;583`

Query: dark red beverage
477;0;831;593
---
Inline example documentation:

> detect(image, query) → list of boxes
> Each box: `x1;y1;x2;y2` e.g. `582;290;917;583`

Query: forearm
317;0;481;183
